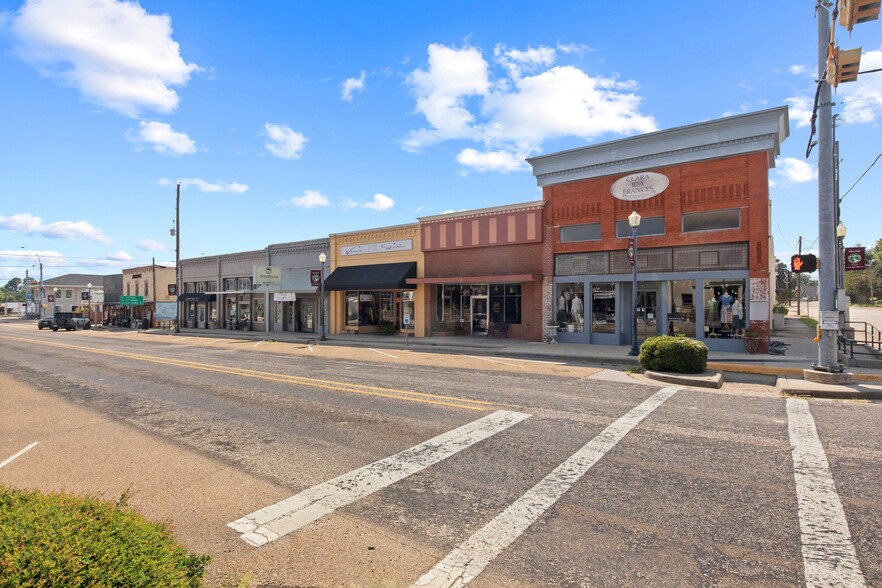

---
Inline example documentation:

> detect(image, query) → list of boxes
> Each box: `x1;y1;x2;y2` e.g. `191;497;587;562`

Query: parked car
52;312;91;331
37;317;55;330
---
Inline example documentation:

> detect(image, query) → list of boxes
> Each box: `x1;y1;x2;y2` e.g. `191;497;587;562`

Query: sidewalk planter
544;325;558;343
772;306;788;330
743;331;761;354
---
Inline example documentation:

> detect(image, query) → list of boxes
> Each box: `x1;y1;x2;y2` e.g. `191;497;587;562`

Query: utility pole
814;2;840;373
797;236;803;316
174;182;181;334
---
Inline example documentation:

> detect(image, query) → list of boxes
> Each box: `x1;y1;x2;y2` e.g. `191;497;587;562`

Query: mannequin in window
720;290;734;331
732;296;743;336
570;294;583;329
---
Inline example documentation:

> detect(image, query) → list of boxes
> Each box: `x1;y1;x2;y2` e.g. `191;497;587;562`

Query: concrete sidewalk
140;315;882;398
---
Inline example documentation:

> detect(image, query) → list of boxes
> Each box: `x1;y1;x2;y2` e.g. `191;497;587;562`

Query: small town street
1;320;881;587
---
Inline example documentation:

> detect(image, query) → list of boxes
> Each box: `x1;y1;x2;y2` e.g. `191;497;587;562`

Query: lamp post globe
318;252;327;341
628;211;642;357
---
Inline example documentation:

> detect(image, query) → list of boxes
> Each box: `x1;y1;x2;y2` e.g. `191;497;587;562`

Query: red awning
406;274;537;285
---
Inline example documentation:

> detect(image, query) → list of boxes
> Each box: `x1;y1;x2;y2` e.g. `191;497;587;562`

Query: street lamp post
318;252;327;341
86;282;92;322
628;210;642;357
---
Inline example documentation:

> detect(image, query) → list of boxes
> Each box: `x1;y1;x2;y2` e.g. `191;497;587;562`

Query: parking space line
786;398;866;587
369;348;398;359
462;355;525;368
0;442;40;470
252;341;263;348
228;409;531;546
413;387;680;588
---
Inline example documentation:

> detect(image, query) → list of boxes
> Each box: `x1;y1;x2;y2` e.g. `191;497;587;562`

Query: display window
591;283;616;334
556;283;584;332
702;280;745;339
668;280;696;337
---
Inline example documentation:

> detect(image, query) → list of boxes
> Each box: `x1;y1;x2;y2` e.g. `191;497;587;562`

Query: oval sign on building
610;172;669;201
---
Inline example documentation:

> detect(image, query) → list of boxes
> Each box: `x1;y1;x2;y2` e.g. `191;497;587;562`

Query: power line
840;151;882;202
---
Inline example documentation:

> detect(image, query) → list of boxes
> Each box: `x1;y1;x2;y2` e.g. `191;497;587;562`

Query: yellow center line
2;334;492;411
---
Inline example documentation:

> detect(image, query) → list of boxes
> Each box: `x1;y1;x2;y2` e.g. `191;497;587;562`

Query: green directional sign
120;296;144;306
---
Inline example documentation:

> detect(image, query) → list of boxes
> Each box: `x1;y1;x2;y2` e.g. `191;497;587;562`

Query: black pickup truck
52;312;91;331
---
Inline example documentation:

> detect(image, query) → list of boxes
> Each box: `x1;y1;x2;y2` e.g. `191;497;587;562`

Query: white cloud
11;0;199;117
494;44;556;80
362;193;395;211
136;238;168;252
403;43;657;166
784;96;814;129
0;213;111;244
774;157;818;184
286;190;329;208
128;120;197;155
789;64;808;76
456;148;527;173
264;123;307;159
107;250;132;261
341;70;367;102
178;178;248;193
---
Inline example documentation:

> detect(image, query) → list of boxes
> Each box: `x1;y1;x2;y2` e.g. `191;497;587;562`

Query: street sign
120;296;144;306
844;247;865;271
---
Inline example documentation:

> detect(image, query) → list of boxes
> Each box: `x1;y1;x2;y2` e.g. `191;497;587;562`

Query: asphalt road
1;321;880;587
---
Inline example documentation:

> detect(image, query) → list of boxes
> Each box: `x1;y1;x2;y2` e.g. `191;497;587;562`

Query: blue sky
1;0;881;283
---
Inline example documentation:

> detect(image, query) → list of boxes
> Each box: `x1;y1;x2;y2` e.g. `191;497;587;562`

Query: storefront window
489;284;521;324
255;299;265;322
668;280;696;337
591;283;616;334
702;280;745;339
347;294;359;326
556;283;584;331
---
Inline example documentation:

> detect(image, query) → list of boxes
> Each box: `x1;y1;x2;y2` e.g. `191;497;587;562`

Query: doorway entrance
471;296;488;335
637;290;659;339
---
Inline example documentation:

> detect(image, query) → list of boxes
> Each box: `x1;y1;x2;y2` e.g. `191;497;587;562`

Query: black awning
178;292;214;302
323;262;417;291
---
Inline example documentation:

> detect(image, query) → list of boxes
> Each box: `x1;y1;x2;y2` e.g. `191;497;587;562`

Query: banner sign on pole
844;247;866;271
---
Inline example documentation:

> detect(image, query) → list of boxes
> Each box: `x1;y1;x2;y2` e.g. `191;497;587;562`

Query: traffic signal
791;254;818;273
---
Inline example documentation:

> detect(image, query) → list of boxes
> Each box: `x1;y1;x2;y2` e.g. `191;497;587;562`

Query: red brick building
528;107;789;352
409;201;545;340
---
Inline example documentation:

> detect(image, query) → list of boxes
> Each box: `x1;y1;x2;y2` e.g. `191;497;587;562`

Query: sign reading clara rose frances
610;172;669;201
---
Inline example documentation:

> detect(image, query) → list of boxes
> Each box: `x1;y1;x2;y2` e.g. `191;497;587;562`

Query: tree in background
2;277;26;302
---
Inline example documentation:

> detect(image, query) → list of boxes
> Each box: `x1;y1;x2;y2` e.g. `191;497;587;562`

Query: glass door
637;290;659;339
471;296;488;334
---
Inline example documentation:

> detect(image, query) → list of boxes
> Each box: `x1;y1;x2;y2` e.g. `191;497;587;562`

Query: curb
644;370;723;389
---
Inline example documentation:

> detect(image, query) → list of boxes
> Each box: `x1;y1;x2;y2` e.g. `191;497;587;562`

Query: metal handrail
840;321;882;360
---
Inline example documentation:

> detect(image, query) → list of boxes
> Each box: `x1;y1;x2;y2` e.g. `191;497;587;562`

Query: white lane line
0;442;40;470
307;344;315;353
229;410;531;546
462;355;525;368
252;340;263;348
206;339;225;344
413;387;680;588
369;348;398;359
786;398;866;588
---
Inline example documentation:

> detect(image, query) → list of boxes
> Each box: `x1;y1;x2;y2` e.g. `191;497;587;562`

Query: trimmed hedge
0;486;209;588
639;335;708;374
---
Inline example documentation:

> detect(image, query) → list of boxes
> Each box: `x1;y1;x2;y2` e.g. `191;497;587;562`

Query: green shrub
0;486;210;588
773;305;789;314
639;335;708;374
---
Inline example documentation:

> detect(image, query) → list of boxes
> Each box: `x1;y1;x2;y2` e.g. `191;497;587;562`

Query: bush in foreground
0;486;209;588
639;335;708;374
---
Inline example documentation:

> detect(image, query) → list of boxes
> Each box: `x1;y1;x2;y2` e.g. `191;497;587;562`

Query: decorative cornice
419;200;544;224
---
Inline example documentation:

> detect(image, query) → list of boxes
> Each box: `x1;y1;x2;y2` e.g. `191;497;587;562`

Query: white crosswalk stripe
412;386;680;588
229;409;531;546
787;398;866;588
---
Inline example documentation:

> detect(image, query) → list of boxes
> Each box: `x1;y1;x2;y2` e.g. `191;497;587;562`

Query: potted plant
772;305;788;330
544;320;559;343
742;329;761;354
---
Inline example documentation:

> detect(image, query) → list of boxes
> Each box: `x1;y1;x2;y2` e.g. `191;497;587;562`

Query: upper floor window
196;282;205;293
144;281;149;297
223;278;237;291
185;282;195;293
560;223;601;243
65;289;72;299
615;216;666;238
682;208;741;233
237;277;252;291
